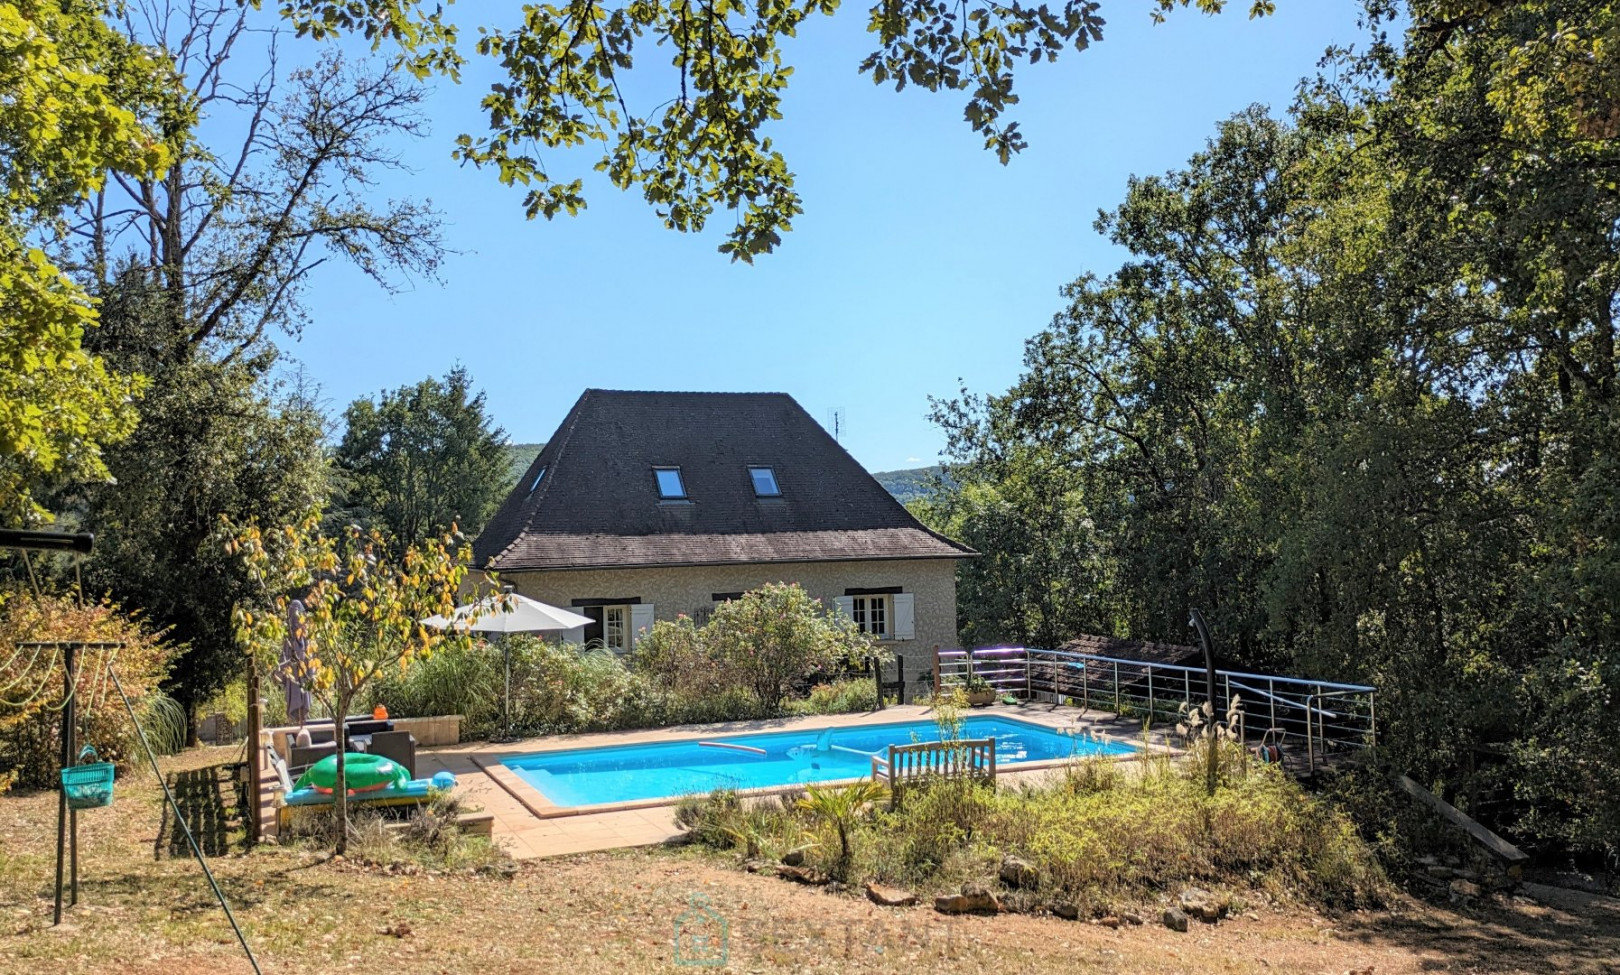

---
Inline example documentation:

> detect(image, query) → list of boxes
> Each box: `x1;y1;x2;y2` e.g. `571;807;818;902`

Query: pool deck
406;701;1169;860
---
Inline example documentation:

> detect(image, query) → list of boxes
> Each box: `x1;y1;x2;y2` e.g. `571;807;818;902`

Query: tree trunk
333;692;351;855
186;698;201;747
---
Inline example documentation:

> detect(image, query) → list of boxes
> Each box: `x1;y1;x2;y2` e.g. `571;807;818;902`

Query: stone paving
264;702;1167;861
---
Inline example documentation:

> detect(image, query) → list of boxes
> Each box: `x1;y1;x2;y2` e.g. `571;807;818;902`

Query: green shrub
784;678;879;716
359;588;894;739
366;639;502;736
678;745;1388;914
633;584;886;715
632;615;730;699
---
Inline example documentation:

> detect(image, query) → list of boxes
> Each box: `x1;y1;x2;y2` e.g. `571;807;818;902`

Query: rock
780;849;805;867
1178;888;1226;922
1120;911;1144;926
1449;879;1481;903
999;890;1040;914
865;882;917;907
776;865;828;885
1098;916;1121;929
999;855;1040;890
1455;868;1481;883
934;884;1000;915
742;859;765;873
1162;907;1189;933
1050;902;1080;920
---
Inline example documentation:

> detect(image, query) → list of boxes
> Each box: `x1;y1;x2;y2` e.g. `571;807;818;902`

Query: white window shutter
892;593;915;640
833;596;855;621
630;604;655;647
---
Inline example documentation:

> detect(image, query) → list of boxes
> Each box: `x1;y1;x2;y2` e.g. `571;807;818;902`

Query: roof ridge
583;388;794;397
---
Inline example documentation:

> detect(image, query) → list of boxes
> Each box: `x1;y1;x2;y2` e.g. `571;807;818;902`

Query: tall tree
61;266;331;725
36;3;448;721
61;1;445;354
334;367;510;551
0;0;167;523
935;0;1620;856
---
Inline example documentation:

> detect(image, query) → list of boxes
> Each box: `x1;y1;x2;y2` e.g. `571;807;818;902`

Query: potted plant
963;674;997;707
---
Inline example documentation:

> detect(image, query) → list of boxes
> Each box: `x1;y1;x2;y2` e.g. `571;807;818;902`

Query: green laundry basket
61;745;115;810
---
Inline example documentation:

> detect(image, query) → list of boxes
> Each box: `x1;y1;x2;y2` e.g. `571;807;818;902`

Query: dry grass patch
3;747;1619;974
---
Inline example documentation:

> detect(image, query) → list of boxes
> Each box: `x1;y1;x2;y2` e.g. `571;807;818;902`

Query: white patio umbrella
421;592;593;635
421;593;593;739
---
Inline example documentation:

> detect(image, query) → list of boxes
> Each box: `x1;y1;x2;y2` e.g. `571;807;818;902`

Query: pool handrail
698;740;767;755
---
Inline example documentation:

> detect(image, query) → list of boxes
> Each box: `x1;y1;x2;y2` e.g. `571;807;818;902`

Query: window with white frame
603;605;628;652
850;594;889;639
835;591;914;641
583;602;651;653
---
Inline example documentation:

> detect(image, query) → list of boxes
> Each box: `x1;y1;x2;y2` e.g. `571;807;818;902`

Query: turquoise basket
61;745;115;810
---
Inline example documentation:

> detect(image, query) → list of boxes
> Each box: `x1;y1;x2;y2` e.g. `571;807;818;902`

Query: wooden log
1396;774;1528;864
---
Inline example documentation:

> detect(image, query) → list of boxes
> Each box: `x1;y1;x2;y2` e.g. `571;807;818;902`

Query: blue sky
287;4;1368;472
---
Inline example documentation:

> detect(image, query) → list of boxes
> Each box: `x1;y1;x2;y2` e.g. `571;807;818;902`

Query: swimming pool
501;715;1134;808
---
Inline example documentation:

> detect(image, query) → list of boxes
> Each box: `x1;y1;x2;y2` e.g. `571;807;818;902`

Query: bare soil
2;748;1616;974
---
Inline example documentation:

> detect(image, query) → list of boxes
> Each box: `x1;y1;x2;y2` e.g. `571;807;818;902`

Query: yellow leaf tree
227;512;485;852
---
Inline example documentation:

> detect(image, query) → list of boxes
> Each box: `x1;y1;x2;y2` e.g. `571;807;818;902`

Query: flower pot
965;689;997;707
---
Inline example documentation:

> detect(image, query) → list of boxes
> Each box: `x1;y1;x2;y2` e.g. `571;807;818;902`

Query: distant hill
872;465;948;504
503;442;545;487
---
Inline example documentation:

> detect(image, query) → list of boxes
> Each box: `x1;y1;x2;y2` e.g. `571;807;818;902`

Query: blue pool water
503;716;1134;808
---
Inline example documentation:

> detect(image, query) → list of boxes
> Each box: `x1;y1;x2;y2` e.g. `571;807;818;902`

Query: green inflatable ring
294;753;409;795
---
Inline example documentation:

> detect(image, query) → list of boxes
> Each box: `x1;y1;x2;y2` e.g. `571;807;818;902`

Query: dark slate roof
474;390;976;571
1057;634;1203;667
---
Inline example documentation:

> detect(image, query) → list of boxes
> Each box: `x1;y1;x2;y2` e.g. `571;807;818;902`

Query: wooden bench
872;738;996;807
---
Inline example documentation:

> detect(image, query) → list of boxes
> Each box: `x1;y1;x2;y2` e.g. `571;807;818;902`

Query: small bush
293;792;504;871
784;678;880;716
0;594;175;790
366;639;501;735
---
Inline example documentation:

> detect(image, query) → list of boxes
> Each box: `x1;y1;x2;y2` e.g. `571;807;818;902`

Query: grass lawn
2;747;1617;973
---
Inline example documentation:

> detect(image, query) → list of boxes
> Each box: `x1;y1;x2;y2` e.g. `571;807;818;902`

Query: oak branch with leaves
262;0;1276;261
227;513;485;853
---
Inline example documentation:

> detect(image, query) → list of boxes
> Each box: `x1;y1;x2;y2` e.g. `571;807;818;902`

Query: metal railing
934;646;1377;775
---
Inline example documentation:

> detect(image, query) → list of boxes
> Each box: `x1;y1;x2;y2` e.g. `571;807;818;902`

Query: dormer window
748;466;780;497
529;466;547;493
654;466;687;499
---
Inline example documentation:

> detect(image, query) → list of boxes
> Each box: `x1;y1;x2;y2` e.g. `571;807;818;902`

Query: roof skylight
529;466;547;493
748;466;781;497
654;466;687;499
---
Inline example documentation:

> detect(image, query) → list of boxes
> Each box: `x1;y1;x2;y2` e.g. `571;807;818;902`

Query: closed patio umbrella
421;593;594;739
280;599;313;727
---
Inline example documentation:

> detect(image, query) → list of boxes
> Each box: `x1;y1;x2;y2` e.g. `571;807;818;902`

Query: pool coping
463;703;1175;820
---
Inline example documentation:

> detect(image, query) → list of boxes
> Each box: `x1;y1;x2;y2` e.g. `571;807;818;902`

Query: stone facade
502;557;958;696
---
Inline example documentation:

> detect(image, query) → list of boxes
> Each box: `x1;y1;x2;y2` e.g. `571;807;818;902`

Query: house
472;389;975;682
